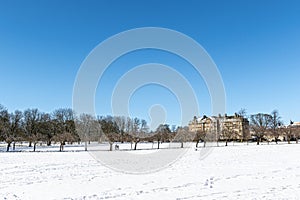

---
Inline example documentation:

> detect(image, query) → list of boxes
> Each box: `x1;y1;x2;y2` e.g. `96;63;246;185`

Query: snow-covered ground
1;143;300;199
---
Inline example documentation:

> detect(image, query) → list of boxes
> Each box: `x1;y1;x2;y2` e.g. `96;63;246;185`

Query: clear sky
0;0;300;127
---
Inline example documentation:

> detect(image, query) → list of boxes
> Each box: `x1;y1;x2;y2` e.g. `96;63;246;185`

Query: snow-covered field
1;143;300;199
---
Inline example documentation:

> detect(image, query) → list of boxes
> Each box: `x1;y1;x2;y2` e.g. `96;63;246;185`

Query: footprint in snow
204;177;214;188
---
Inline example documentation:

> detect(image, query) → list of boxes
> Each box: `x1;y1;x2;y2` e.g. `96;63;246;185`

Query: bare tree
250;113;272;145
193;129;207;148
124;117;133;148
0;105;10;151
270;110;282;144
52;108;77;151
0;105;6;142
98;116;120;151
279;121;299;144
238;108;247;118
24;109;41;151
294;125;300;144
175;126;190;148
8;110;23;151
132;117;141;150
221;122;237;146
114;116;126;143
76;114;95;151
38;112;53;146
155;124;171;149
89;117;103;143
133;118;149;150
140;119;149;134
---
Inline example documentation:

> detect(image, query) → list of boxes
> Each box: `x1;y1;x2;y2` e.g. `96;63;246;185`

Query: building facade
188;114;250;141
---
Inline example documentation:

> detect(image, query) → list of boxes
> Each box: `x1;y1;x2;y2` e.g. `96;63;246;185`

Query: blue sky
0;0;300;126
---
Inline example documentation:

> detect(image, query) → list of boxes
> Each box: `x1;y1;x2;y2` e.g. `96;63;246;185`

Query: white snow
1;143;300;199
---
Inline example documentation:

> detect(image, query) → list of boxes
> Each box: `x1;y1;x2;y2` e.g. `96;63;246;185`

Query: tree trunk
181;142;183;148
134;141;138;150
6;142;11;152
59;143;64;152
157;141;160;149
109;142;113;151
47;140;51;146
225;140;228;146
29;141;32;147
33;143;36;152
257;137;260;145
275;137;278;144
203;141;206;148
85;141;88;151
13;142;16;151
196;141;199;148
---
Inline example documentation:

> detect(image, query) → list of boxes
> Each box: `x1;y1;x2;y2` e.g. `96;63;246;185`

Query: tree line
0;104;178;152
0;105;79;152
249;110;300;145
1;104;300;152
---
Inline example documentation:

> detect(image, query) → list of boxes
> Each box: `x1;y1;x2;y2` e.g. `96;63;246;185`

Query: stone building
188;114;250;141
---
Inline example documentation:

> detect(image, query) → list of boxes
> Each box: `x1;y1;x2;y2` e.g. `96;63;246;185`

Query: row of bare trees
82;116;176;151
1;104;299;152
0;104;177;152
250;110;300;145
76;115;153;151
0;105;79;152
